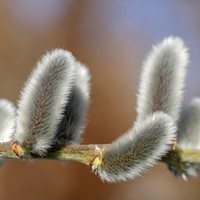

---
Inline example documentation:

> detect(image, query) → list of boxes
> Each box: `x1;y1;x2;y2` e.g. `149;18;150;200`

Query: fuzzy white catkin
98;112;176;182
51;62;91;150
0;99;15;142
167;98;200;180
136;37;189;122
178;98;200;149
15;49;77;155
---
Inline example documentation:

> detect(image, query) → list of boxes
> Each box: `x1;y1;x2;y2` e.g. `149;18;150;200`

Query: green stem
36;144;106;165
0;142;109;166
0;142;200;170
179;149;200;163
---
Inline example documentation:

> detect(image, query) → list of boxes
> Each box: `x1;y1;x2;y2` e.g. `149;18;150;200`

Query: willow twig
0;142;199;172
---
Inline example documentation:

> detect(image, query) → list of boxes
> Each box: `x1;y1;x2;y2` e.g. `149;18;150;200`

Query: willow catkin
16;49;77;155
137;37;189;122
93;112;176;182
0;99;15;142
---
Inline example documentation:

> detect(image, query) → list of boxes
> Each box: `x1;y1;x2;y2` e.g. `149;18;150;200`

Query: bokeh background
0;0;200;200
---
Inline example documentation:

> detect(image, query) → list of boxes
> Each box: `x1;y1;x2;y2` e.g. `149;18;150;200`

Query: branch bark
0;142;199;171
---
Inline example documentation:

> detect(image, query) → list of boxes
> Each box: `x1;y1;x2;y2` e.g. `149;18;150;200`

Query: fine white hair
136;37;189;122
171;98;200;180
15;49;77;155
178;98;200;149
98;112;176;182
0;99;15;142
50;61;91;151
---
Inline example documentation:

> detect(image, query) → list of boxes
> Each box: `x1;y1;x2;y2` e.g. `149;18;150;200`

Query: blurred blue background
0;0;200;199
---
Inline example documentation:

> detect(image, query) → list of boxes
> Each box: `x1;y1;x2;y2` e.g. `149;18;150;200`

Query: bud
15;49;77;155
0;99;15;142
93;112;176;182
137;37;188;122
50;62;91;151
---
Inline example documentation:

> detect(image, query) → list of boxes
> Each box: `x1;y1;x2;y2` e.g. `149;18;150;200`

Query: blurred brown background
0;0;200;200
